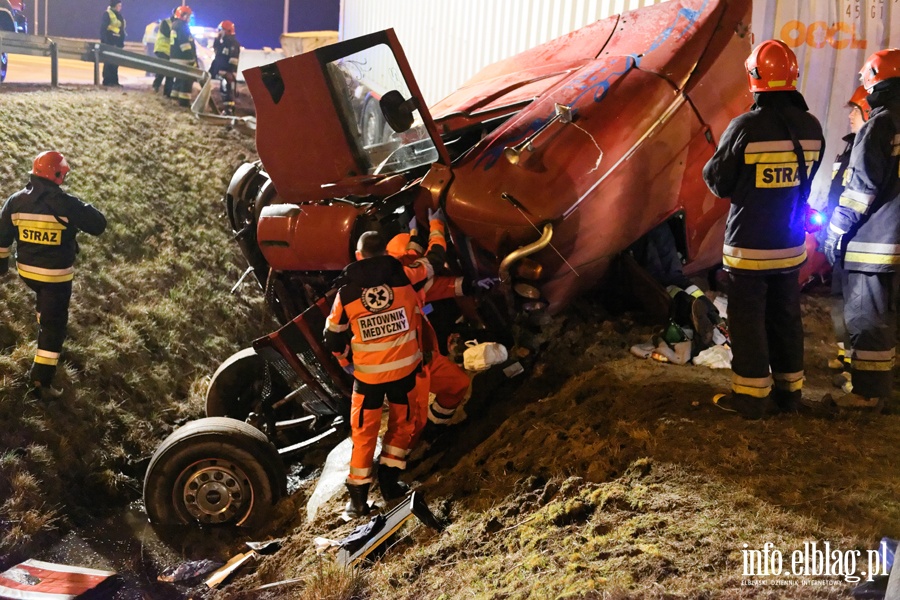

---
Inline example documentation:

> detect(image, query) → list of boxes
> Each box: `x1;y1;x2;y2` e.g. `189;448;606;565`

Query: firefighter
386;229;471;430
100;0;126;87
0;152;107;400
152;8;175;97
211;20;241;116
822;49;900;410
702;40;825;419
323;224;446;519
169;5;196;108
822;86;871;377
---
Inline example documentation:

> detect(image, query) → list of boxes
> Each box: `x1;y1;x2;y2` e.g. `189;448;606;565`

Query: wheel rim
177;459;255;525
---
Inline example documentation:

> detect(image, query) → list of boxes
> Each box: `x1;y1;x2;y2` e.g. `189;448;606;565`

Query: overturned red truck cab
227;0;755;323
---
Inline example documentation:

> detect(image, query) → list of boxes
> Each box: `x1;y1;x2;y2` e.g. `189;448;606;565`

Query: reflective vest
105;8;122;36
154;18;171;55
703;96;825;274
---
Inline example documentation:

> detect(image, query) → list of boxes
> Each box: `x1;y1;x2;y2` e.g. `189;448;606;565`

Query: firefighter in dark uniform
170;5;196;108
100;0;126;87
822;49;900;410
0;152;107;399
211;20;241;116
821;86;870;375
702;40;825;419
152;8;175;97
324;229;445;518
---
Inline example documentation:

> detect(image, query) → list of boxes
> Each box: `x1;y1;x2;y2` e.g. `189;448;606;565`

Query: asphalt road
3;54;151;86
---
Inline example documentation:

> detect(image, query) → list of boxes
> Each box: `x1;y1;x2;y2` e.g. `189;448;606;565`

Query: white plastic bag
463;340;508;371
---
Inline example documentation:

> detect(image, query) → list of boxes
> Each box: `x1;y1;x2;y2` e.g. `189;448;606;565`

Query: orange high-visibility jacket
324;255;428;385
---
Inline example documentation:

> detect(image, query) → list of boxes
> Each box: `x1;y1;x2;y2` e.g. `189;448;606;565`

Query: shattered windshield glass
326;44;438;176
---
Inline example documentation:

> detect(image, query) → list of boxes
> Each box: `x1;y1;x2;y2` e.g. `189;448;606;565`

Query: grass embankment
0;87;270;557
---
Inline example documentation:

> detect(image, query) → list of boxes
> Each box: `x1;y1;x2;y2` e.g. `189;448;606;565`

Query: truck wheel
206;348;291;422
143;417;286;528
1;53;8;83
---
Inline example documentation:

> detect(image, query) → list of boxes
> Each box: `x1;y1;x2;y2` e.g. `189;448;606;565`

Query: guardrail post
49;41;58;87
93;44;100;86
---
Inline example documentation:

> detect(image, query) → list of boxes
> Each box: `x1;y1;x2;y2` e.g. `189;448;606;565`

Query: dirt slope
0;85;271;558
210;290;900;600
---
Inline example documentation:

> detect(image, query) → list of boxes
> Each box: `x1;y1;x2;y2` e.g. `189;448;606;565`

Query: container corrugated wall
340;0;665;106
340;0;900;202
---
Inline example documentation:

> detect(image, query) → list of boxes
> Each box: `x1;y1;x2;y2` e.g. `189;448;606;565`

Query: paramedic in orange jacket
323;229;444;518
387;229;471;428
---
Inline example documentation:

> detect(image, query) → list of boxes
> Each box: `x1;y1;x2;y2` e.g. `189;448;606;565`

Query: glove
408;216;417;234
427;207;444;223
342;363;355;376
823;232;843;266
476;277;500;291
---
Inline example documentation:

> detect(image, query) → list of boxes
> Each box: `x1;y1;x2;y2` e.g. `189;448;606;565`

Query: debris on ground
0;559;115;598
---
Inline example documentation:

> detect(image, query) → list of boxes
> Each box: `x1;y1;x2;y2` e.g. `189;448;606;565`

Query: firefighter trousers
347;369;425;486
843;271;899;399
23;278;72;387
727;271;804;399
152;52;173;96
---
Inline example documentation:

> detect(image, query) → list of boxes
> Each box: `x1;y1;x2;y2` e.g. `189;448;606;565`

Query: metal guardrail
0;31;208;86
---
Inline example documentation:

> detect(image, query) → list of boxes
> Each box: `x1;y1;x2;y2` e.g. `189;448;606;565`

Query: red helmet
859;49;900;92
218;20;235;35
745;40;799;92
31;151;70;185
848;85;871;121
174;5;192;19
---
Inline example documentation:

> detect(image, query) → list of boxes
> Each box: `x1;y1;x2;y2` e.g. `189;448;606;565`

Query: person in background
821;86;871;387
152;9;175;97
100;0;126;87
211;20;241;115
702;39;825;419
822;49;900;411
169;5;196;108
0;152;107;400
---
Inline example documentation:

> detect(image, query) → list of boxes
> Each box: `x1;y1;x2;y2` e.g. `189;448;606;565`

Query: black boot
772;389;802;414
342;483;371;519
377;465;410;502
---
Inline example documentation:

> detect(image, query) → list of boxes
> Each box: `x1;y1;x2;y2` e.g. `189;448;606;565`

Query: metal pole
283;0;289;34
43;0;48;36
32;0;38;35
49;40;57;86
93;44;100;86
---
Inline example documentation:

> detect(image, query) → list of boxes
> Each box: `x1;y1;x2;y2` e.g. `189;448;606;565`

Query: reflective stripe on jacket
169;18;196;61
324;255;425;385
702;93;825;274
0;176;106;282
829;94;900;273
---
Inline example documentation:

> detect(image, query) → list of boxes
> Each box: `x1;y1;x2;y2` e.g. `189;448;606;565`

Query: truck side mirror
380;90;418;133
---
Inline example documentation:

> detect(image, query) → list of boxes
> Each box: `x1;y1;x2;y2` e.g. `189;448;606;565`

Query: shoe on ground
832;371;853;393
772;391;802;414
830;392;884;410
712;393;771;420
691;296;718;349
341;483;372;520
377;465;410;502
31;383;63;401
827;357;845;370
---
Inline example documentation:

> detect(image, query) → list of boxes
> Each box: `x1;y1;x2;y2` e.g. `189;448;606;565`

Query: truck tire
143;417;286;529
206;348;291;423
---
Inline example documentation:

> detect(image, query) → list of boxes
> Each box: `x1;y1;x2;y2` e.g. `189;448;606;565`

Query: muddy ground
204;286;898;600
0;84;897;599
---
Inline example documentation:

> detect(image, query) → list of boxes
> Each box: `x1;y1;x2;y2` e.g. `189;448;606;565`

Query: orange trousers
347;371;426;485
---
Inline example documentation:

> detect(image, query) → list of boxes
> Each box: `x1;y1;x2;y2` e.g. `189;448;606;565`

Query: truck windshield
325;44;438;176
